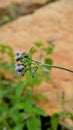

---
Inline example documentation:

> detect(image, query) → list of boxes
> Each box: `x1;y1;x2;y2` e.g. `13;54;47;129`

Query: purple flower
19;65;24;70
14;50;25;61
14;50;27;76
15;65;20;72
14;54;22;61
16;51;24;56
16;54;22;59
14;57;18;61
15;64;24;72
16;51;20;56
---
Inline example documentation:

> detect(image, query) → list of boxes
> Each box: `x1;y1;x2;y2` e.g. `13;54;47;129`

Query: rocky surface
0;0;22;7
0;0;73;126
0;0;47;24
0;0;46;8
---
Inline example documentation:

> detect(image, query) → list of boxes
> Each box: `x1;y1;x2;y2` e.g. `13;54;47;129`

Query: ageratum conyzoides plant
14;40;73;130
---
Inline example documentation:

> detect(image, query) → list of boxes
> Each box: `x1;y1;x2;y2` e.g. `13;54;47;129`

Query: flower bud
14;54;22;61
16;51;20;56
15;64;24;72
19;65;24;71
15;65;20;72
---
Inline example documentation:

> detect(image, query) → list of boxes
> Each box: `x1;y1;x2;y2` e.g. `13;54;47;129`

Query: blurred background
0;0;73;129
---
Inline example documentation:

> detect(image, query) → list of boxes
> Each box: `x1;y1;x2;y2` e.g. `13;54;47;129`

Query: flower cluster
14;51;25;76
14;50;39;77
14;51;24;61
15;64;24;76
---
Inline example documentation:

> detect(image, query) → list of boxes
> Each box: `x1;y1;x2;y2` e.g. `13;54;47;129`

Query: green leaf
15;101;33;113
45;58;53;70
25;72;42;86
10;111;19;123
46;47;53;54
34;42;43;47
33;107;46;116
26;116;41;130
14;124;24;130
1;16;11;23
51;113;59;130
23;101;33;113
70;114;73;120
15;81;27;96
0;44;14;63
29;47;36;55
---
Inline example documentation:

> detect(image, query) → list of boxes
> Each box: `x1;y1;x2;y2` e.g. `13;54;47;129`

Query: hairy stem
32;60;73;73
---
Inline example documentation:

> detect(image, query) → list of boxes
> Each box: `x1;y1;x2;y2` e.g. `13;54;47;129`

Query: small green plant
0;16;12;25
0;4;18;26
6;4;18;19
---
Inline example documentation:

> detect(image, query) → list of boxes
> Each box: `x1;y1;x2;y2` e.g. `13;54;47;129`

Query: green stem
32;60;73;73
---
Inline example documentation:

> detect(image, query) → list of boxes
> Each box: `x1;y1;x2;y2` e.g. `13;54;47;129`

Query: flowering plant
0;41;73;130
14;40;73;130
